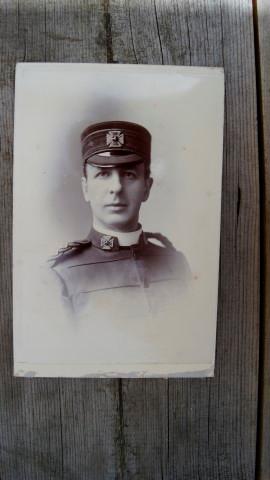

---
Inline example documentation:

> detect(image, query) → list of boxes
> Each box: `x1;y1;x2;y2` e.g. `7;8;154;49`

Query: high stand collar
88;228;147;252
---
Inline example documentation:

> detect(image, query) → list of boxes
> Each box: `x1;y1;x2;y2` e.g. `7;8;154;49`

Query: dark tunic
49;229;192;318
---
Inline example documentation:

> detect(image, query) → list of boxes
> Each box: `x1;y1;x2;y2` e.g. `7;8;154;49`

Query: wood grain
0;2;120;480
255;1;270;479
0;1;261;479
110;1;260;478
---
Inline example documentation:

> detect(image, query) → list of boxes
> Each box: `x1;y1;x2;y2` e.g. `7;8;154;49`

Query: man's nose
109;171;122;194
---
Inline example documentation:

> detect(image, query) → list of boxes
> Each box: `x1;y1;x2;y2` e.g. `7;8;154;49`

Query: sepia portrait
13;63;224;377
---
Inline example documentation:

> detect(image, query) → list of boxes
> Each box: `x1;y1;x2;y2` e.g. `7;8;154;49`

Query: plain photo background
13;63;224;377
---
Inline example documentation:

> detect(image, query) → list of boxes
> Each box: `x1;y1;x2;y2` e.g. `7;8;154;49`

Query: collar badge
106;130;124;148
100;235;114;250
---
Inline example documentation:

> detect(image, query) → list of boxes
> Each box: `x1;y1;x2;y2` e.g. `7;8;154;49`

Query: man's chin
99;215;137;233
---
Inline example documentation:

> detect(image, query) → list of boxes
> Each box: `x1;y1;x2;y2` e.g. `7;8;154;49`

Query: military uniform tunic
50;229;191;319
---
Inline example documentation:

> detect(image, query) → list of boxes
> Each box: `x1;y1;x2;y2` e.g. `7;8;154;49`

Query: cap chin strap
88;162;118;168
98;151;133;157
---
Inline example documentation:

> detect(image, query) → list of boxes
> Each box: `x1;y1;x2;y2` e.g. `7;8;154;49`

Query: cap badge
106;130;124;148
100;235;115;250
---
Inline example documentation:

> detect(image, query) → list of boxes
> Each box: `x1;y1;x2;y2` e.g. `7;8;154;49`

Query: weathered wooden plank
255;2;270;479
0;2;121;480
58;378;120;480
44;0;107;63
117;379;168;480
109;0;260;478
108;3;173;479
0;4;64;480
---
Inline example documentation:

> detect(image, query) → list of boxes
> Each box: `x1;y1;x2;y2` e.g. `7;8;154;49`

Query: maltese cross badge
100;235;115;250
106;130;124;148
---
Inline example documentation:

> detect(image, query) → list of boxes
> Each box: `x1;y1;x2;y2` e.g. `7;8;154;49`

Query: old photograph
50;120;192;318
13;63;224;377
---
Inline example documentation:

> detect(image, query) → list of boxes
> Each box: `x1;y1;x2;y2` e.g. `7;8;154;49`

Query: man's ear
143;177;153;202
81;176;89;202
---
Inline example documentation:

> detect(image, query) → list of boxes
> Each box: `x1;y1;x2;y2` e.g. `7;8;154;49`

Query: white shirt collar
93;223;142;246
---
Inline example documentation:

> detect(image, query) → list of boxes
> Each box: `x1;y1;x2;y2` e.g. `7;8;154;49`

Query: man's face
82;162;153;232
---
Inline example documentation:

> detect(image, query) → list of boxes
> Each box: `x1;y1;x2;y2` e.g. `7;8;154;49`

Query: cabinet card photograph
13;63;224;377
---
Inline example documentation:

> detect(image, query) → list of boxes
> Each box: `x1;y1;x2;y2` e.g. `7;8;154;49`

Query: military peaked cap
81;121;151;167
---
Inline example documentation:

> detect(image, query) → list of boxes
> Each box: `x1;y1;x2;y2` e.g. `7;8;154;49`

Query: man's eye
96;171;109;178
124;171;136;179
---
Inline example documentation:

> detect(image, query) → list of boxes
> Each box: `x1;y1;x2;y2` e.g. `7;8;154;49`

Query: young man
50;121;191;317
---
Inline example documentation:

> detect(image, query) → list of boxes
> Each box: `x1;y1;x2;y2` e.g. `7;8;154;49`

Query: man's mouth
105;203;127;207
105;203;127;210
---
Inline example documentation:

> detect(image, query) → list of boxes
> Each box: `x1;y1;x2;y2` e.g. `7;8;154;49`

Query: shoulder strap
49;239;92;263
57;239;91;255
145;232;177;251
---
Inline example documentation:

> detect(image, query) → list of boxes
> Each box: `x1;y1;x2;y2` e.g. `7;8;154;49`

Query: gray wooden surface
0;1;266;479
256;1;270;479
